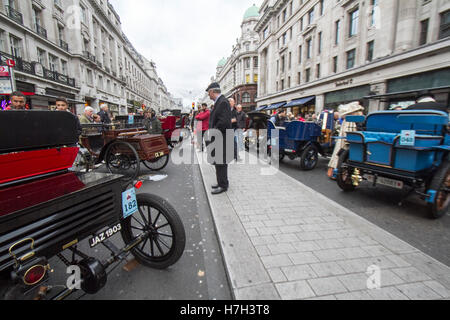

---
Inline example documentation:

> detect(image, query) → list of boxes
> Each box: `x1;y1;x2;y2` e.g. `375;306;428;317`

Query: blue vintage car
267;111;336;170
336;109;449;219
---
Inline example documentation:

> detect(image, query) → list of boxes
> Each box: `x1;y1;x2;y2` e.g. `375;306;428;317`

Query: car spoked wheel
143;154;169;171
300;145;318;171
336;149;356;192
428;161;450;219
121;194;186;269
105;141;140;181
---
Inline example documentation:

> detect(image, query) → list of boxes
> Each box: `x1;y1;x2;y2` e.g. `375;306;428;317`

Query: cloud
108;0;262;105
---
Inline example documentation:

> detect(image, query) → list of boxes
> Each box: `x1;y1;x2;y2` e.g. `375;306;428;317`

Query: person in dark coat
406;93;448;113
98;104;112;124
206;82;232;195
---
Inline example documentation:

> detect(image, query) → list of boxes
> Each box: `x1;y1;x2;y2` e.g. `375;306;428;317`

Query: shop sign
0;66;10;77
0;78;13;94
335;78;354;87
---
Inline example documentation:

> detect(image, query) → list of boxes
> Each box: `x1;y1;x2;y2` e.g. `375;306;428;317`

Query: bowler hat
206;82;220;92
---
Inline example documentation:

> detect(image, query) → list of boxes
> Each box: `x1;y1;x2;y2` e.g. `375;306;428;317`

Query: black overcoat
207;95;233;164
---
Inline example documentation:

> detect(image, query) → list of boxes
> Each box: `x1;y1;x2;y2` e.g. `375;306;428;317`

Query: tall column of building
395;0;418;52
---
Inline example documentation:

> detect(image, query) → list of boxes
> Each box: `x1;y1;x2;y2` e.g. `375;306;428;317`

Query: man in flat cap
206;82;233;195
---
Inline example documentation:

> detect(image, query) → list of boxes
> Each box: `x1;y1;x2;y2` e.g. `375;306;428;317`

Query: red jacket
195;110;210;131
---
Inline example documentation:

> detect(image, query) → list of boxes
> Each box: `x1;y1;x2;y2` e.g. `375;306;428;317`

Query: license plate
154;151;164;158
122;188;138;219
89;223;122;248
366;175;404;189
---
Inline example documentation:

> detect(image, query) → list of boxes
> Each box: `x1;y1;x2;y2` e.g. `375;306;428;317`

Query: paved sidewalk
194;148;450;300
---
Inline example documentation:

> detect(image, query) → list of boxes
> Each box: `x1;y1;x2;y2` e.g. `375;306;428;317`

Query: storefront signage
335;78;354;87
0;78;13;94
0;66;10;77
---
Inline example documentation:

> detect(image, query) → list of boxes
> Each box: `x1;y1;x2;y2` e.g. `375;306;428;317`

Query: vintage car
336;109;449;219
0;111;185;300
266;110;337;170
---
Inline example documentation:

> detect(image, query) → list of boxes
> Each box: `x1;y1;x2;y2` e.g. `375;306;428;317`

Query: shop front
324;85;371;113
284;96;316;117
368;68;450;110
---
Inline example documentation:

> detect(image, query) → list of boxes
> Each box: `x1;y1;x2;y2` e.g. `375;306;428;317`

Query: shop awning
256;105;267;111
266;101;287;110
284;96;315;108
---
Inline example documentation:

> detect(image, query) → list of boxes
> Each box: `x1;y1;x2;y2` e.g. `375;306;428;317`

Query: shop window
242;92;251;103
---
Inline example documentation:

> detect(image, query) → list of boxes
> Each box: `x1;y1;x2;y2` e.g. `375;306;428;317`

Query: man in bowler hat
206;82;232;195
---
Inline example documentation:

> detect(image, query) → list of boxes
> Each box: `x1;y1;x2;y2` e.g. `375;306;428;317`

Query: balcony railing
59;40;69;51
0;52;76;87
83;51;96;63
35;24;47;39
43;67;76;87
5;6;23;25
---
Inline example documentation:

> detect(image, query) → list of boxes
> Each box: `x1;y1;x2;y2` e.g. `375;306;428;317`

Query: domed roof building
214;5;261;111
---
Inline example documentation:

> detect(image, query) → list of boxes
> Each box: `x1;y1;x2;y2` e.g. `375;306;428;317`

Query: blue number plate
122;188;138;219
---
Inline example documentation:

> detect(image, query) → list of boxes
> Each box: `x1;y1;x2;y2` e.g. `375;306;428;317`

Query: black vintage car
0;111;185;300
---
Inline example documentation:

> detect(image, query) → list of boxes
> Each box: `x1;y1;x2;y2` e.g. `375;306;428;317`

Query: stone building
0;0;172;115
215;4;261;111
255;0;450;116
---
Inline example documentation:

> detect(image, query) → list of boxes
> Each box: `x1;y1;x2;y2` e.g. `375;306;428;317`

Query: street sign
6;59;15;68
0;66;9;77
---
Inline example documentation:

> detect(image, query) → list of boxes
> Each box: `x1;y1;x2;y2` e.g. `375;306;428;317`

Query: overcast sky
108;0;262;106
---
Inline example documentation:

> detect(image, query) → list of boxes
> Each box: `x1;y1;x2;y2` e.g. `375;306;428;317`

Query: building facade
255;0;450;116
215;5;261;111
0;0;172;115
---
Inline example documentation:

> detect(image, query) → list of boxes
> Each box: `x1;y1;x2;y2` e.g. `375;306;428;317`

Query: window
333;56;338;73
306;38;312;59
0;30;5;52
37;48;46;66
245;74;250;84
346;49;356;69
370;0;379;27
439;10;450;39
276;60;279;75
254;74;258;83
320;0;324;16
98;75;103;89
420;19;429;45
86;69;93;86
282;32;287;45
282;9;287;23
288;52;292;69
297;72;301;85
263;27;269;40
308;8;314;25
305;68;311;82
242;92;251;103
335;20;341;45
289;2;293;16
281;55;285;73
253;57;258;68
281;79;284;90
367;41;374;62
61;60;68;75
9;35;22;58
288;76;291;88
298;45;302;64
245;58;251;69
316;64;321;78
349;8;359;37
318;32;322;54
80;5;87;25
300;17;304;31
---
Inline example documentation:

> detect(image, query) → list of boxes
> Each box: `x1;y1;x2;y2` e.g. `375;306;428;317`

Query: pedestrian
206;82;232;195
327;101;364;179
235;104;247;154
55;97;82;137
98;104;112;124
406;93;448;113
195;103;210;152
297;113;306;122
143;109;162;134
79;106;95;124
274;109;287;127
8;91;26;110
229;98;239;161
